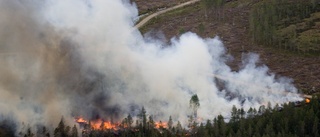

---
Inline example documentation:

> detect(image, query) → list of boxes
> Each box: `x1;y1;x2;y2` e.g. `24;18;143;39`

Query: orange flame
75;117;119;130
155;121;167;129
306;98;311;104
75;117;170;130
75;117;87;123
91;119;119;130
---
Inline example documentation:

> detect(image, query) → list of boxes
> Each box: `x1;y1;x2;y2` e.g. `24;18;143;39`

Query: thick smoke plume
0;0;301;134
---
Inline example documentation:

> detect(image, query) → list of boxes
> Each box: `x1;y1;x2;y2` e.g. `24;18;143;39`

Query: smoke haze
0;0;301;134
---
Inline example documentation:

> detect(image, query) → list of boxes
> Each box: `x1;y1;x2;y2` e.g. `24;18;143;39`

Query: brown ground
131;0;190;14
133;1;320;93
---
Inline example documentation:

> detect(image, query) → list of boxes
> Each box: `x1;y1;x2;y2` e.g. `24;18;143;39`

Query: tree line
15;95;320;137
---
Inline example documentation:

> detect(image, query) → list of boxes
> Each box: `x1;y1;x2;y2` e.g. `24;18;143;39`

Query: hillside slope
135;0;320;92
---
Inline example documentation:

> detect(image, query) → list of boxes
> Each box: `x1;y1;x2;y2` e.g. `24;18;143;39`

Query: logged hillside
131;0;190;15
136;0;320;93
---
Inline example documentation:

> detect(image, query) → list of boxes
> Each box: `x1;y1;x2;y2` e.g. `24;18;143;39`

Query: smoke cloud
0;0;301;134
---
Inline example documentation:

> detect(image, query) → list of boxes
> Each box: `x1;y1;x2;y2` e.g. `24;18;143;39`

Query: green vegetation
140;0;320;56
179;27;186;34
198;23;205;34
190;94;200;118
250;0;320;55
11;96;320;137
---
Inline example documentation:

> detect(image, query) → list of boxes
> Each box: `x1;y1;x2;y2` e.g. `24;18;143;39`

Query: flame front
75;117;119;130
91;120;119;130
76;117;171;130
155;121;167;129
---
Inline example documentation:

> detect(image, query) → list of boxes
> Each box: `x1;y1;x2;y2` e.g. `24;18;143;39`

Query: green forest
249;0;320;54
201;0;320;54
8;95;319;137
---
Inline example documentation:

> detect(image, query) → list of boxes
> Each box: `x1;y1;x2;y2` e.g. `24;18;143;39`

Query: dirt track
135;0;200;28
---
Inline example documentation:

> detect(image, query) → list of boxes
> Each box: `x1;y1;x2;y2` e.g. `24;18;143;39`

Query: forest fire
155;121;168;129
91;120;119;130
75;117;119;130
75;117;170;131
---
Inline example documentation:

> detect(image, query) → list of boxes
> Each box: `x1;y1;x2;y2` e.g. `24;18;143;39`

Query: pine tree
231;105;239;123
71;125;78;137
197;123;207;137
168;116;173;130
176;121;183;134
65;126;71;136
25;127;34;137
240;108;245;118
54;117;66;137
148;115;154;129
127;114;133;128
205;120;213;136
38;126;50;137
217;115;226;136
138;107;147;130
190;94;200;118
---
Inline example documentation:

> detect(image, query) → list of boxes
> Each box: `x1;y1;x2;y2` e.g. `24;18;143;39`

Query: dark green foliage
71;125;78;137
178;28;185;35
198;23;205;34
250;0;320;54
138;106;147;132
0;120;15;137
54;117;66;137
190;94;200;108
52;117;79;137
5;97;320;137
190;94;200;118
223;99;320;137
106;98;318;137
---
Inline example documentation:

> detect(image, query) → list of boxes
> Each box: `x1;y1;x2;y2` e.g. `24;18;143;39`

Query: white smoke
0;0;301;134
